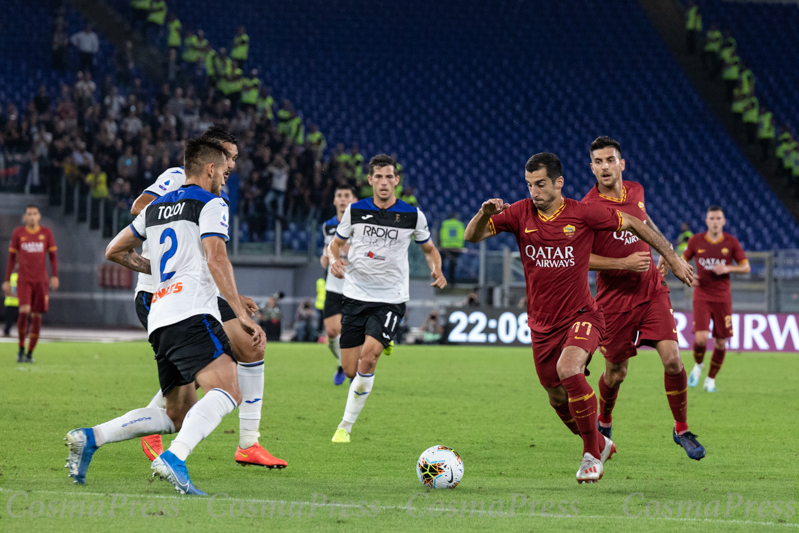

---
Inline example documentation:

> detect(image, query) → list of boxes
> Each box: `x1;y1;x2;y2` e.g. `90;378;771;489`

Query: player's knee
663;355;683;374
326;326;341;338
228;388;243;406
556;357;580;380
547;387;568;407
19;305;31;313
234;344;264;364
607;367;627;387
694;332;709;346
713;338;727;350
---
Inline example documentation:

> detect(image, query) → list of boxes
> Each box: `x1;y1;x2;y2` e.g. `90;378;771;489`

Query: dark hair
184;138;229;177
589;136;623;158
200;125;238;146
335;184;357;196
707;205;725;215
524;153;562;182
368;154;396;176
25;204;39;212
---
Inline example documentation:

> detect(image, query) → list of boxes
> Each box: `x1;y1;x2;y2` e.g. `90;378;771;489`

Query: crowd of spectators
1;3;420;243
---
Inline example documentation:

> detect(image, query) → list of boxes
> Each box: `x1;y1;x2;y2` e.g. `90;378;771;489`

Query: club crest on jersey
39;234;45;240
638;201;645;211
563;225;576;238
721;247;729;255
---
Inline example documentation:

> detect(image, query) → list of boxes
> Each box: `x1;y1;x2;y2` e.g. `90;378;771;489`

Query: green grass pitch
1;341;798;532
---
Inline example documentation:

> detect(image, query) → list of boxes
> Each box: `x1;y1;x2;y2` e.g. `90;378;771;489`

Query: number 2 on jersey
160;228;178;282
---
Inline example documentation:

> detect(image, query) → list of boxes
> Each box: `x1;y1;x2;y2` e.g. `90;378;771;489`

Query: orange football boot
141;435;163;461
235;443;287;468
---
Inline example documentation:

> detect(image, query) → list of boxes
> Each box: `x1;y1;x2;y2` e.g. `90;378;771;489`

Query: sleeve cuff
129;224;146;241
335;231;348;240
201;232;230;242
142;190;160;197
415;236;431;244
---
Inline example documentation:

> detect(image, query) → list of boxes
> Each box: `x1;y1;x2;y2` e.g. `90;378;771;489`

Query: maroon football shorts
531;307;604;389
600;291;678;364
17;280;49;313
693;298;733;339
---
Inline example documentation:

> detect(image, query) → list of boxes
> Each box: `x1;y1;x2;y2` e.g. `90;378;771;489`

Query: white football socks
328;334;341;363
238;361;264;449
169;388;237;461
147;389;166;410
338;372;374;432
93;408;175;447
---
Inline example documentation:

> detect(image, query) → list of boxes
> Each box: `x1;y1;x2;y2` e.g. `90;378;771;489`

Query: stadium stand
4;0;799;279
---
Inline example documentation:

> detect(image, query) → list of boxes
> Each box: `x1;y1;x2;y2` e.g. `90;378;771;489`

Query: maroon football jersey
489;197;623;333
9;226;57;283
683;231;747;302
582;181;668;313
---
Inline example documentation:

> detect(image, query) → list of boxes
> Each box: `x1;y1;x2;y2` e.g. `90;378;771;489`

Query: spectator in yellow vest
776;129;796;180
306;124;326;160
182;29;197;63
742;95;759;145
257;86;274;121
4;271;18;337
702;24;722;77
758;106;775;162
739;64;754;97
440;212;466;281
685;1;702;55
194;29;210;63
722;53;741;102
231;25;249;69
241;68;260;111
146;0;167;43
166;12;181;52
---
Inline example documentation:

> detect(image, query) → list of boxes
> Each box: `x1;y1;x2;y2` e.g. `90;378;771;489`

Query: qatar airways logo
698;257;727;270
20;241;45;253
525;245;575;268
613;230;639;245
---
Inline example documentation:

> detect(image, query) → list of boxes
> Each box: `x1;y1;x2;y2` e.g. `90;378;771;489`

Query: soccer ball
416;445;463;489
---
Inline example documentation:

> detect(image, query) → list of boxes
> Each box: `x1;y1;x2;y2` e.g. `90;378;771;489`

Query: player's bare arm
131;193;157;216
104;227;151;274
419;240;447;288
712;260;751;275
622;216;693;285
203;236;265;349
589;252;650;272
464;199;510;243
329;236;348;279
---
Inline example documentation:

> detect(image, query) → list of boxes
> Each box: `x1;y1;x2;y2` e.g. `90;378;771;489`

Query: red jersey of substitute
683;231;747;338
582;182;677;362
6;226;57;313
489;197;623;388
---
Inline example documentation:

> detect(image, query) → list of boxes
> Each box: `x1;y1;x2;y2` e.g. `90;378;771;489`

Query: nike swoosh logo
698;249;705;253
163;461;190;492
353;391;369;396
239;452;248;458
447;470;453;483
361;215;373;220
575;407;592;414
575;337;588;340
525;228;537;233
673;329;677;333
244;398;262;404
